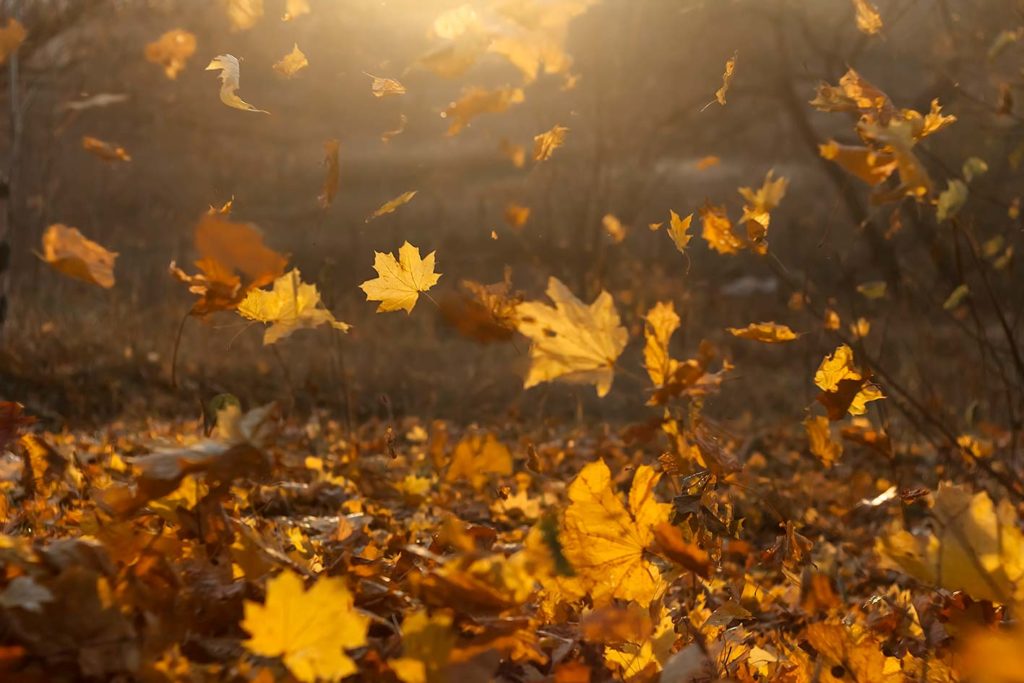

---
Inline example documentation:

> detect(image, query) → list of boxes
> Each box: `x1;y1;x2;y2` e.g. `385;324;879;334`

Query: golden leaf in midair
82;136;131;162
851;0;883;35
814;344;885;418
0;19;25;65
273;44;308;78
205;54;269;113
714;51;737;105
365;190;417;222
366;72;406;98
359;241;441;314
699;202;743;255
603;214;626;243
242;570;369;682
39;224;117;289
504;203;531;229
533;124;569;162
282;0;311;21
443;86;524;136
319;139;340;209
666;210;693;255
381;114;408;143
237;269;350;345
226;0;264;31
804;415;842;467
738;171;787;254
500;138;527;168
726;322;797;343
515;277;628;397
643;301;680;387
561;460;671;606
144;29;196;79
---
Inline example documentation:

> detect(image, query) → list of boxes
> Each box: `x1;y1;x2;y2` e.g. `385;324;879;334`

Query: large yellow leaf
876;483;1024;604
144;29;196;79
643;301;680;387
242;570;369;682
205;54;268;113
561;460;671;606
237;269;350;345
359;241;441;313
515;277;628;397
39;224;117;289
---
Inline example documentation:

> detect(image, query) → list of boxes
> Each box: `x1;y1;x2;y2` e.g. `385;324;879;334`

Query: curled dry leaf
365;72;406;97
726;321;797;343
273;43;308;78
81;136;131;162
365;190;417;222
39;224;117;289
714;51;737;105
381;114;407;143
205;54;269;113
515;277;628;397
533;124;568;161
144;29;196;79
237;269;350;345
359;241;441;313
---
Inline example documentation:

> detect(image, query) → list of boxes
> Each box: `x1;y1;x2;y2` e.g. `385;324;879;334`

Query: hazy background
2;0;1020;428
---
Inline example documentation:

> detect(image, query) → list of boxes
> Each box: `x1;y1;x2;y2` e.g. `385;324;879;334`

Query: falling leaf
560;460;671;606
727;322;797;343
936;179;968;221
603;214;626;243
818;140;896;186
666;210;693;255
504;203;531;229
813;344;885;419
696;155;720;170
273;44;308;78
442;86;524;136
81;136;131;162
226;0;264;31
714;51;737;105
943;284;969;310
319;139;340;208
237;269;350;345
205;54;269;113
282;0;311;21
643;301;680;387
446;433;513;489
533;124;569;161
851;0;883;35
381;114;408;143
365;190;417;222
962;157;989;183
877;483;1024;604
439;274;522;343
365;72;406;97
500;138;527;168
243;570;369;682
738;171;787;253
804;415;842;467
144;29;196;79
515;277;628;397
359;241;441;313
0;19;25;65
39;224;117;289
856;281;887;299
699;202;743;254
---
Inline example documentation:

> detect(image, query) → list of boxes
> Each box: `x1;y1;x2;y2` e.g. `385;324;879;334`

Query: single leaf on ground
273;43;308;77
359;241;441;313
366;190;417;222
144;29;196;79
243;570;369;682
533;124;568;161
82;136;131;162
205;54;269;113
237;269;350;345
39;224;117;289
560;460;671;606
515;277;628;397
727;322;797;343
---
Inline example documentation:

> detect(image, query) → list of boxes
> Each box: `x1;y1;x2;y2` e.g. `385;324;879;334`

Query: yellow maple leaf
726;321;797;343
273;43;308;78
205;54;268;113
237;269;350;344
814;344;861;392
515;277;628;397
242;570;368;682
533;124;569;161
144;29;196;79
359;241;441;314
365;190;417;222
813;344;884;418
876;483;1024;604
699;202;743;254
666;211;693;255
39;224;117;289
561;460;671;606
738;171;787;253
643;301;680;387
445;433;513;489
851;0;883;35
